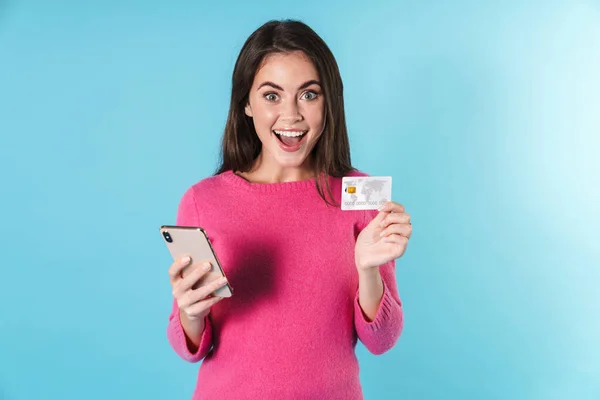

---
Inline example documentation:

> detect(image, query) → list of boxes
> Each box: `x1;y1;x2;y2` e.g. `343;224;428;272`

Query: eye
264;93;279;102
302;91;319;101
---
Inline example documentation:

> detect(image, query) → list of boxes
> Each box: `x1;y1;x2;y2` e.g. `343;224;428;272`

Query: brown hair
215;19;355;206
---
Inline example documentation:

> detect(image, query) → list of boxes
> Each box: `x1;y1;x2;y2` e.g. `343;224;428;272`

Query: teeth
274;130;306;137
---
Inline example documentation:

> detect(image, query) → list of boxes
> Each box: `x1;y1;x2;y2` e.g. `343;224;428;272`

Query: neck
236;152;315;184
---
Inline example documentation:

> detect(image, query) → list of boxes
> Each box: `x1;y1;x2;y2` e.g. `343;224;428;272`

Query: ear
244;102;253;117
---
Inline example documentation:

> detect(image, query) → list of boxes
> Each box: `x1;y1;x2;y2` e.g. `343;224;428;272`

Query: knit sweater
166;169;403;400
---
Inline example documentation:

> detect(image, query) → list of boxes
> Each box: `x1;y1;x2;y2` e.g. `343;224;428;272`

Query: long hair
215;19;355;206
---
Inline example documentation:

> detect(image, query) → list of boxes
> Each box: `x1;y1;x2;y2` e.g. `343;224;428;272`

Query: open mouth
273;130;308;148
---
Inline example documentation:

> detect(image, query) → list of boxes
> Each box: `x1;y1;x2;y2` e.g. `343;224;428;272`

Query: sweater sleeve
165;185;214;362
167;299;214;363
353;210;404;355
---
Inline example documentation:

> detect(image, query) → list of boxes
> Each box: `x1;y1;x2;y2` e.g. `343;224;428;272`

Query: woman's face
245;51;325;173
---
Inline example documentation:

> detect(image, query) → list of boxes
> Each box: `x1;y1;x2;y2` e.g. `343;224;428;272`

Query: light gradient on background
0;1;598;399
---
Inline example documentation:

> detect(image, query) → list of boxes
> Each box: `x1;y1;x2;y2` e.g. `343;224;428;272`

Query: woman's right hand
168;255;228;321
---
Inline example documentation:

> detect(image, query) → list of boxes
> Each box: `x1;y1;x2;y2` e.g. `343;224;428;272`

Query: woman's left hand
355;201;412;271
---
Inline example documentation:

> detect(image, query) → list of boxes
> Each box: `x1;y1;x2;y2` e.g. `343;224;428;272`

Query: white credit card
341;176;392;210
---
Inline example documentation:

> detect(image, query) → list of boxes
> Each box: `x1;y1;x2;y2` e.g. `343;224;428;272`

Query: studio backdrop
1;1;598;399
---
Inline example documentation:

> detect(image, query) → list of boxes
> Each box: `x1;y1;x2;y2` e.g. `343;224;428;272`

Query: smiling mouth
273;130;308;147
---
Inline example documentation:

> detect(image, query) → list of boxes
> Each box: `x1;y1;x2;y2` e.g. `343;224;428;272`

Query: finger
382;234;409;245
380;212;411;229
190;276;229;303
371;202;396;226
173;262;212;295
183;296;223;318
371;210;389;227
378;201;405;214
380;223;412;239
168;255;192;282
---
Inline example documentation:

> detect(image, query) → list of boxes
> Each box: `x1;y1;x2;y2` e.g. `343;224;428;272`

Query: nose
280;98;303;122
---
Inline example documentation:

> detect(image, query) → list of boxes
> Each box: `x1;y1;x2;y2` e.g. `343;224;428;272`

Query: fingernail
219;277;228;284
181;256;190;265
378;203;386;211
203;262;212;271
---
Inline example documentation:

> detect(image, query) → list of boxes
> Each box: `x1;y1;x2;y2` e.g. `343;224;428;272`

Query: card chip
347;186;356;194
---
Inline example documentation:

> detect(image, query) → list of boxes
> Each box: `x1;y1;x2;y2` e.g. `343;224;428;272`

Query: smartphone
160;225;233;298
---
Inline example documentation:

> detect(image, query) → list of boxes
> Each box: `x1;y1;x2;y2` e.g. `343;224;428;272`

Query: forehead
254;51;319;87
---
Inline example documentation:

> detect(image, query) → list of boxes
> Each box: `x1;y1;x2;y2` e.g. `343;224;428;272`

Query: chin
274;154;310;169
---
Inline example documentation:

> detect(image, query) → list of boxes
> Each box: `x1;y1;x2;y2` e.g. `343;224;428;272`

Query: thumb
367;208;389;229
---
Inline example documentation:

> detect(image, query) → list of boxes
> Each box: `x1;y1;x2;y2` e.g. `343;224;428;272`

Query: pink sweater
166;169;403;399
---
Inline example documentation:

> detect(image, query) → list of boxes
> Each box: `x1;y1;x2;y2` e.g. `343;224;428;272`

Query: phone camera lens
163;231;173;243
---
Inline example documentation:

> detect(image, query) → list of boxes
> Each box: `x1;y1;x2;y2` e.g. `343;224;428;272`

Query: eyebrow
257;80;321;91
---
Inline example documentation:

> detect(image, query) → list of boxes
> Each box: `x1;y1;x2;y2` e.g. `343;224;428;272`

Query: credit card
341;176;392;211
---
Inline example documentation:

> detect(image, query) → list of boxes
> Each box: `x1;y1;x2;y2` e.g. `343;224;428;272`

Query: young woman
166;19;412;399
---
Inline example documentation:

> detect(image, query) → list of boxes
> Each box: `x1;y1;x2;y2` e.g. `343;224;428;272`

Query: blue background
1;1;599;399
